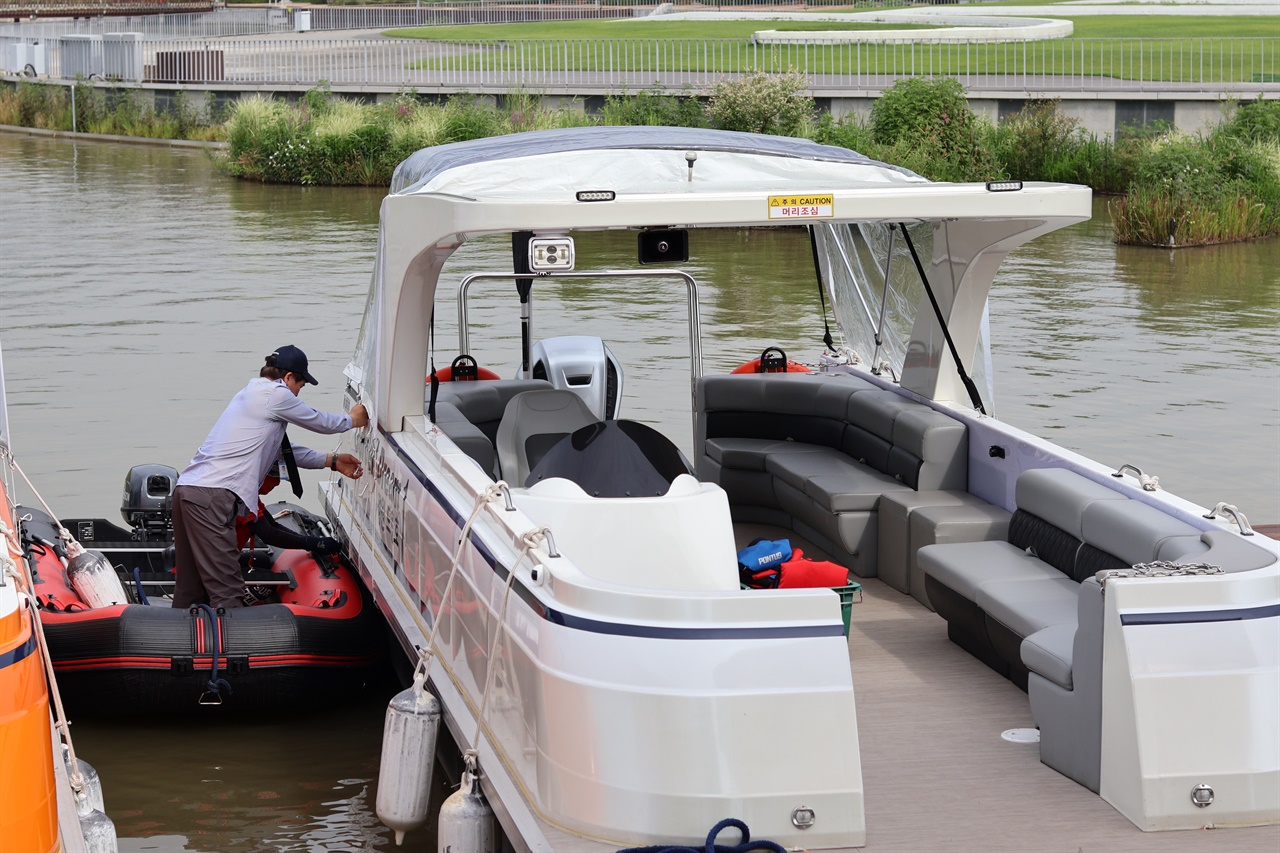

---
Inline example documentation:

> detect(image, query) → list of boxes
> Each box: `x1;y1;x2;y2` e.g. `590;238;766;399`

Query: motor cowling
121;464;178;536
524;336;623;420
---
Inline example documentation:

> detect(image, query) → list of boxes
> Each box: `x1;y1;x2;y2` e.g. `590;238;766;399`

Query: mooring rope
616;818;788;853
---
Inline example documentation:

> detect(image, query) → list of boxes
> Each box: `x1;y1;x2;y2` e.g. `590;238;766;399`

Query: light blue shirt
178;377;352;512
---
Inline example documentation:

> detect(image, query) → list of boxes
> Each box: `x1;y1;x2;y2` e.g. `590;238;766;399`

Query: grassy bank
0;80;222;141
384;17;1278;82
3;76;1277;246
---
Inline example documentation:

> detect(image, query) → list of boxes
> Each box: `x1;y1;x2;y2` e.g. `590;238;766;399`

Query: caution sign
768;193;834;220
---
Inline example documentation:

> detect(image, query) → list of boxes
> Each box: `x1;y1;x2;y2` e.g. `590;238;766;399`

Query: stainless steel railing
2;34;1276;92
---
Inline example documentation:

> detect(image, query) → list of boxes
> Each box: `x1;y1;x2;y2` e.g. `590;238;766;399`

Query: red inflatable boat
22;489;386;715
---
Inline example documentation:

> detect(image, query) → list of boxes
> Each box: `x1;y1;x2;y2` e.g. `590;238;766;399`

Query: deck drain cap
791;806;815;828
1001;728;1040;744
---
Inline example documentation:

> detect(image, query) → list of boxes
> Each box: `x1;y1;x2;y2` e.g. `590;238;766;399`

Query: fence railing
2;35;1276;92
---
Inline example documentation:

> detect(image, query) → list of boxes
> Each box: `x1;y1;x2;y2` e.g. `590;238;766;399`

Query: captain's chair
496;390;600;487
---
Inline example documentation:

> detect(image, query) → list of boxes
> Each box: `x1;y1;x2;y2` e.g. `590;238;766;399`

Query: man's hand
306;536;343;555
334;452;364;479
349;403;369;428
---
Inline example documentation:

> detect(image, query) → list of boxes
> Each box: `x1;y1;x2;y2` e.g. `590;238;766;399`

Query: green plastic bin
834;583;862;637
739;581;862;636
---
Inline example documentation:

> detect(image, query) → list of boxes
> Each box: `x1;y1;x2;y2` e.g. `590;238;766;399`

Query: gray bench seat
1020;622;1076;690
918;465;1278;795
697;373;969;578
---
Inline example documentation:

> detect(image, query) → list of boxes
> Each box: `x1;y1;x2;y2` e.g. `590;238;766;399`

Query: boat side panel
334;427;867;848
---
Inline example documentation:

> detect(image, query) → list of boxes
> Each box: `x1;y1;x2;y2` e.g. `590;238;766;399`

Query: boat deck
505;524;1279;853
731;525;1277;853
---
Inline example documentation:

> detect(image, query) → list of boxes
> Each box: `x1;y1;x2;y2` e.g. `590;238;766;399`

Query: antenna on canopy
512;231;533;375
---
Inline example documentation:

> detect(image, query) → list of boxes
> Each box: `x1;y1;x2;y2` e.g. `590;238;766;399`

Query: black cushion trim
1007;509;1081;579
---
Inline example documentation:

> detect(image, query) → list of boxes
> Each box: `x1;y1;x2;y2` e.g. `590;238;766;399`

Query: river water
1;132;1277;851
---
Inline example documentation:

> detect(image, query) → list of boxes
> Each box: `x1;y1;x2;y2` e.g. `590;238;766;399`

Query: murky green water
1;132;1276;851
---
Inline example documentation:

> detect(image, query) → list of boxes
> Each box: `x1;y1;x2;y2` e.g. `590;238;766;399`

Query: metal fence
0;2;648;39
4;34;1273;92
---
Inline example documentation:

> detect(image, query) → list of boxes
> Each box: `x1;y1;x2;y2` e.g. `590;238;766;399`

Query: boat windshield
526;420;692;496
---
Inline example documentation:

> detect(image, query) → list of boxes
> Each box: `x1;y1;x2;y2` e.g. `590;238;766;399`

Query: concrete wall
828;92;1240;140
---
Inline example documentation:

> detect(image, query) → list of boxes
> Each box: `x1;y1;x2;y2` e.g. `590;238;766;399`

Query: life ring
731;346;810;375
431;354;500;383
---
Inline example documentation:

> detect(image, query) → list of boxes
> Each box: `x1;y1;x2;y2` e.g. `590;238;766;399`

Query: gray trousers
171;485;245;609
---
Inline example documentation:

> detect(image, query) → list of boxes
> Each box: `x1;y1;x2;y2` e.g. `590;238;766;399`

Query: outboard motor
524;336;623;420
121;464;178;540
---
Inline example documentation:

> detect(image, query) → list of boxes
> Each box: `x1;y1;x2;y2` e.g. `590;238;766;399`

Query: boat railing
456;269;703;438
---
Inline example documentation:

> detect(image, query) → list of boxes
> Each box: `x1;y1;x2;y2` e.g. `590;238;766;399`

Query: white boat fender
437;754;496;853
66;549;128;608
616;818;788;853
376;666;442;845
63;750;118;853
79;808;119;853
63;745;105;813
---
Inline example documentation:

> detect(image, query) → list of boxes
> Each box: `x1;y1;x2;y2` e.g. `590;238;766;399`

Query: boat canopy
353;128;1091;432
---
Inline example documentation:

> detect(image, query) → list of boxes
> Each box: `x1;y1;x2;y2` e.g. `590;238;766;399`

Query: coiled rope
617;818;787;853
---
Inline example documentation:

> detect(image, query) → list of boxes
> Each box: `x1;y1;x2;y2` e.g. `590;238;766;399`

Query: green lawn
385;20;938;40
387;15;1277;42
386;15;1278;82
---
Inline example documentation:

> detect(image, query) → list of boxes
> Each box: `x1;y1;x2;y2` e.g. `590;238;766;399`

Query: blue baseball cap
271;345;318;385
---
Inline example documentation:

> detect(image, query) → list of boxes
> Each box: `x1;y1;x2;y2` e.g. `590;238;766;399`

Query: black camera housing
638;229;688;265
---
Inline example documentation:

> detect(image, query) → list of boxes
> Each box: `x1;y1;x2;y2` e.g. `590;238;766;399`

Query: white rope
463;526;552;774
5;456;84;558
412;482;510;682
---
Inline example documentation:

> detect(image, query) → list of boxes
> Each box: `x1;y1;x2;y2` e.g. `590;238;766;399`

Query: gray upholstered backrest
1015;468;1127;541
433;380;553;438
697;373;875;453
890;407;968;491
1081;499;1209;566
431;401;498;476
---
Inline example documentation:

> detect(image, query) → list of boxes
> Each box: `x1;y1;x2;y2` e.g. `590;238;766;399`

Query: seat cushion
918;540;1064;602
1022;623;1077;690
767;450;904;513
705;437;828;472
1080;498;1209;567
977;576;1080;639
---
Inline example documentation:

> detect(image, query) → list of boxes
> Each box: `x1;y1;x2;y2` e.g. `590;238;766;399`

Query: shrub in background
868;77;998;181
601;88;707;128
706;70;812;136
1111;129;1280;245
1220;96;1280;145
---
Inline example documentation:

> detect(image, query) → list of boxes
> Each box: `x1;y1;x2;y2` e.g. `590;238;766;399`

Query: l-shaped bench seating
919;466;1278;792
695;373;969;577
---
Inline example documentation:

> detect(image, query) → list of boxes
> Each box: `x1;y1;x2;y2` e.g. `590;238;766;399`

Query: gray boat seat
496;390;600;487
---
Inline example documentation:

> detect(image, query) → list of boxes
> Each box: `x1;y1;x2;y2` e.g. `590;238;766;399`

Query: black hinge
227;656;250;676
170;656;194;677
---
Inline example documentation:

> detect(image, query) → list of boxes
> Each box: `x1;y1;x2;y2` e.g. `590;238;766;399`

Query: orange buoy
730;346;810;375
431;354;500;383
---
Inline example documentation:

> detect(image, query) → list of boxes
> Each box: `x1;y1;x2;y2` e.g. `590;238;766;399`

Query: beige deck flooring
512;526;1279;853
736;524;1279;853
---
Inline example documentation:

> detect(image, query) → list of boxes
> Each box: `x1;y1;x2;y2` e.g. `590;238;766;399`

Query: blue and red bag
737;538;792;588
